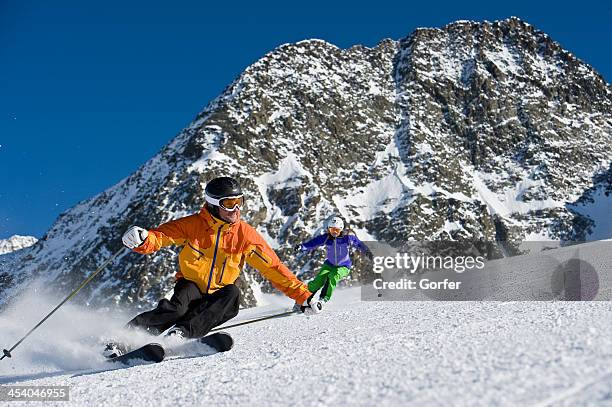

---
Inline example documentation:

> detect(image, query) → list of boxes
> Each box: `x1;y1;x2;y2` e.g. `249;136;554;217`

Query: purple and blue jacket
300;233;369;268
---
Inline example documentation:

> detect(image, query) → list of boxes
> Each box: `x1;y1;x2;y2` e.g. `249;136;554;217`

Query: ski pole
1;246;126;360
210;309;298;332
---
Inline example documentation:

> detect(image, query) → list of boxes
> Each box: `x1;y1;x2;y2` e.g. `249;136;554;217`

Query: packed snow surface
0;287;610;406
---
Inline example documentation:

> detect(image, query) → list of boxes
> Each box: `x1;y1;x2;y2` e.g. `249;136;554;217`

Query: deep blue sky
1;0;611;239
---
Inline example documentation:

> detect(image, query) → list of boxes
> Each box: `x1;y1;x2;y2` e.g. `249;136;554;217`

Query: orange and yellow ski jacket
134;207;312;305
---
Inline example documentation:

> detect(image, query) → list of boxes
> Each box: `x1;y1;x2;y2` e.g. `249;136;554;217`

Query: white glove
305;300;323;315
301;297;323;315
122;226;148;249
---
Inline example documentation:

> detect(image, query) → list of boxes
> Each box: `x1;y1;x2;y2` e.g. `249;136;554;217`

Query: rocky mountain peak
1;18;609;308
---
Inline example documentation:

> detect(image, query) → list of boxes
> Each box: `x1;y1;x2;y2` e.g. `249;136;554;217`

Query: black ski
107;333;231;365
199;332;233;352
108;343;165;365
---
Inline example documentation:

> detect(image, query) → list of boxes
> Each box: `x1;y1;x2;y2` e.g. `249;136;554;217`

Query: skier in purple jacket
296;216;371;309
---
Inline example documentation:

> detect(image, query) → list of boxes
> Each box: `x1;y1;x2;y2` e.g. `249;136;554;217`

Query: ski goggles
205;194;244;211
328;227;342;235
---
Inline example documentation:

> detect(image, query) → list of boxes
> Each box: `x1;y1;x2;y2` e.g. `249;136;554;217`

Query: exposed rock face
1;17;610;309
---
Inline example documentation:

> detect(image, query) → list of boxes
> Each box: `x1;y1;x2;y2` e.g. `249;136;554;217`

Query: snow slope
0;286;611;406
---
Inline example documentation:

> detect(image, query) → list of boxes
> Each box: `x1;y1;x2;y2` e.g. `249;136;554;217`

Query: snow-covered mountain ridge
0;17;610;308
0;235;38;255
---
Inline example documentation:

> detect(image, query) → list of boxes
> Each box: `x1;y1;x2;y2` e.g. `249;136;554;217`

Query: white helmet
326;216;344;230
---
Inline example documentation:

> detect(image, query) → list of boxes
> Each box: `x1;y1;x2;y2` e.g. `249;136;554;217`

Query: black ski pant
127;279;240;338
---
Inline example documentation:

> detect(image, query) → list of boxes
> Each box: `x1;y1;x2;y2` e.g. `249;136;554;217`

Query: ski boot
102;341;129;359
165;326;187;344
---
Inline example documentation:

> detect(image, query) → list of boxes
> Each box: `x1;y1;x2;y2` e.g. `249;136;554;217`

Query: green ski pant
307;263;350;302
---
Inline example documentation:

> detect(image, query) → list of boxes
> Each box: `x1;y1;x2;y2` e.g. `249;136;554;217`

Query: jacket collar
199;206;241;232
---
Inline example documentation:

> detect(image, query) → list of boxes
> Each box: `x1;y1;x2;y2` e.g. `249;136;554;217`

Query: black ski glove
299;294;314;313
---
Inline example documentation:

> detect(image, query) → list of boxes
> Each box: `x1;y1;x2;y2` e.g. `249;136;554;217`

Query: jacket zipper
218;257;227;284
252;250;269;263
334;238;337;265
205;225;223;294
188;242;206;259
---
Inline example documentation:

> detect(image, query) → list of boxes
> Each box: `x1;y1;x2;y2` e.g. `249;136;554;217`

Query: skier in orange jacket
104;177;314;357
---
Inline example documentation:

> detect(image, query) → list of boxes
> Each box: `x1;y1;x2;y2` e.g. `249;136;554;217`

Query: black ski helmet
204;177;243;218
205;176;242;200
